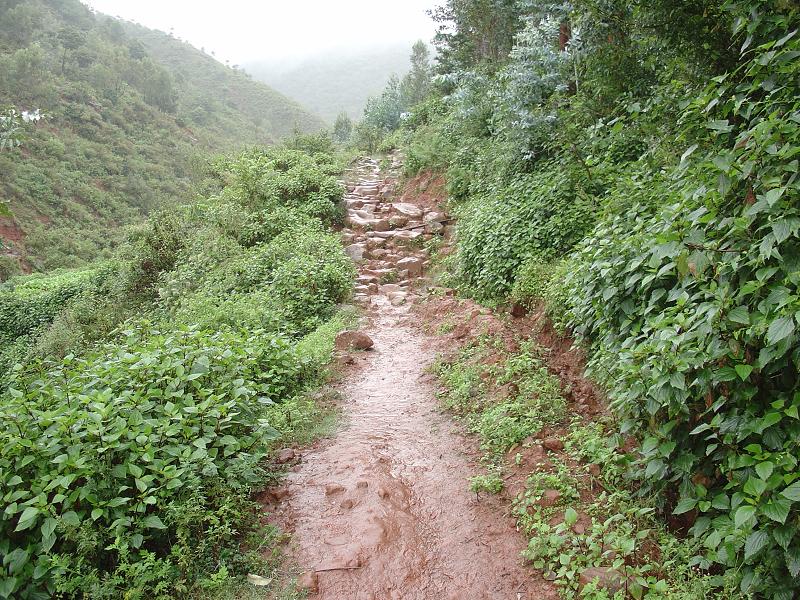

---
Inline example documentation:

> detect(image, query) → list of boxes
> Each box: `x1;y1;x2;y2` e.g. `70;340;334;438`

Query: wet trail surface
271;157;557;599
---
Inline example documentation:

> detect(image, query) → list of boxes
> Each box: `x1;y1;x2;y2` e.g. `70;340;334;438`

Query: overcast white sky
81;0;438;65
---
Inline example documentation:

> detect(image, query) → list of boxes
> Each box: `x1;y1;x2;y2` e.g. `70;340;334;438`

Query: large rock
335;330;374;351
424;211;447;223
392;202;424;218
397;257;424;277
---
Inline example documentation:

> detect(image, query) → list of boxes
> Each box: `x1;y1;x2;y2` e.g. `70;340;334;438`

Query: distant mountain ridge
0;0;324;274
246;44;414;122
121;20;325;140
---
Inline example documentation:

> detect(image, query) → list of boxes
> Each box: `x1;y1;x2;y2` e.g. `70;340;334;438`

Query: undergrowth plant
0;141;355;598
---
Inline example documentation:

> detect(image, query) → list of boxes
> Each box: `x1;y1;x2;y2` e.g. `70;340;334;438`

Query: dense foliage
385;0;800;596
0;0;323;272
0;141;354;598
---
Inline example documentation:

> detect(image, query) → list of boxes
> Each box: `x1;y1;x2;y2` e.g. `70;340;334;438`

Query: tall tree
333;111;353;143
429;0;525;72
400;40;432;108
56;26;84;75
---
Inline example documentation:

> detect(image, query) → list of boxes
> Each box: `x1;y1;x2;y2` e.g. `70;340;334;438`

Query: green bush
457;165;595;300
561;15;800;597
400;0;800;595
0;323;305;599
0;266;106;339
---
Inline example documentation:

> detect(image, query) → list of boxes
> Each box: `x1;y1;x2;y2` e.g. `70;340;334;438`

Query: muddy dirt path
271;157;556;599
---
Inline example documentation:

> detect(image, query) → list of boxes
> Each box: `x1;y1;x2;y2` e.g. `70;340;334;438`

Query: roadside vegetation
0;135;354;599
366;0;800;597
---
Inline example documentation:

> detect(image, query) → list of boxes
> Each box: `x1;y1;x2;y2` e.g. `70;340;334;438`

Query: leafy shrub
562;13;800;597
457;165;595;299
0;323;306;599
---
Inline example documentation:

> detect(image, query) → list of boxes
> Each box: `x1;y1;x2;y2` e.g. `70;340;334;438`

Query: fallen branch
314;565;363;573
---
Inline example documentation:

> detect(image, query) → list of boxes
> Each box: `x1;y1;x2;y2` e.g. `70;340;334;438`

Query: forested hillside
246;44;413;122
0;0;323;274
372;0;800;597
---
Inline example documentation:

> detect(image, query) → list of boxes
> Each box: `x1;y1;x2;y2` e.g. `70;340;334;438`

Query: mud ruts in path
271;156;558;599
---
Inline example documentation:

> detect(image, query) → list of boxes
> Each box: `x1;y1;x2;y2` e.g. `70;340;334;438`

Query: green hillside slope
0;0;324;274
120;21;324;140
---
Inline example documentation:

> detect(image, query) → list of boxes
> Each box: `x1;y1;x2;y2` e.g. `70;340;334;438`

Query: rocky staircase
340;155;448;308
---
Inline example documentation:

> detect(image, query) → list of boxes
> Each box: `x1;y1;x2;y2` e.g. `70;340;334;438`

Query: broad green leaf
735;364;753;381
728;306;750;325
762;187;786;206
673;498;697;515
780;481;800;502
755;462;774;480
762;496;791;524
142;515;166;529
744;530;769;560
786;547;800;578
564;507;578;526
14;506;39;532
767;316;795;345
61;511;80;527
735;505;756;529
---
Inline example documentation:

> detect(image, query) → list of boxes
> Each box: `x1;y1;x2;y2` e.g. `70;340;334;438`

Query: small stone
335;330;374;351
372;218;391;232
578;567;627;594
423;211;446;223
340;498;355;510
271;487;290;500
247;573;273;586
543;438;564;452
539;489;561;507
389;215;409;228
297;571;319;594
345;243;365;263
425;221;444;234
377;486;390;499
356;480;369;489
325;484;345;496
276;448;296;464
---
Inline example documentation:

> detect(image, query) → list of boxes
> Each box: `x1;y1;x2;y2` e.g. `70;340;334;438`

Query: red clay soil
271;306;557;599
0;217;24;243
266;158;559;599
